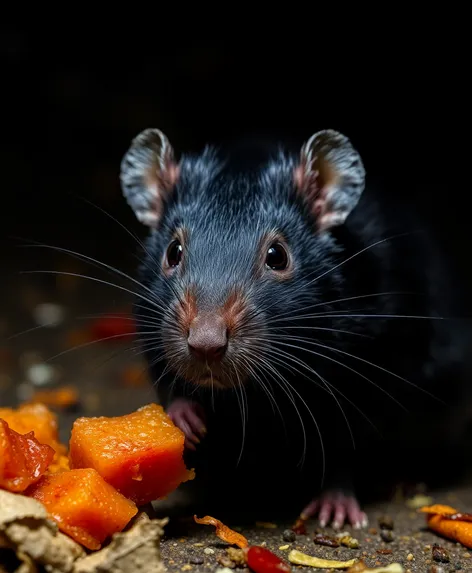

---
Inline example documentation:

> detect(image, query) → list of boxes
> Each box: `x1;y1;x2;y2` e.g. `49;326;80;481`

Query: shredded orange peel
193;515;249;549
419;503;472;549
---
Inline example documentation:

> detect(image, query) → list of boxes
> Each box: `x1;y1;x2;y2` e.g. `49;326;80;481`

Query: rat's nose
187;314;228;363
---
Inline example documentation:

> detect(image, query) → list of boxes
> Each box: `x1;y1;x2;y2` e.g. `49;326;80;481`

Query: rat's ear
294;130;365;232
120;128;180;228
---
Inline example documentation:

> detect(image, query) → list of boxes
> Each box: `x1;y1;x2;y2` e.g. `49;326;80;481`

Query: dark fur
131;140;468;519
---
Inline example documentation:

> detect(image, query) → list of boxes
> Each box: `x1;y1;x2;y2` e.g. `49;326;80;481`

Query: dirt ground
155;490;472;572
1;250;472;572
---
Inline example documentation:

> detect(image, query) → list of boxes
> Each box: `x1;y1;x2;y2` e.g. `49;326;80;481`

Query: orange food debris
65;328;93;349
26;468;138;550
47;453;70;474
0;418;55;492
29;386;79;409
121;364;148;387
0;403;67;466
69;403;195;505
419;504;472;549
194;515;249;549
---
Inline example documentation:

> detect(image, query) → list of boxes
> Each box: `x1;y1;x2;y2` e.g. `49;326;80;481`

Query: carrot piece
69;403;194;505
0;418;55;492
419;504;472;549
26;468;138;550
194;515;249;549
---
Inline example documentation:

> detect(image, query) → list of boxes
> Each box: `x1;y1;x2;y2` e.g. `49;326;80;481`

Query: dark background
0;29;470;428
2;30;469;266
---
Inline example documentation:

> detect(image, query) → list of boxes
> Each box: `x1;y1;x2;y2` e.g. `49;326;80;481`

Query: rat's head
120;129;365;390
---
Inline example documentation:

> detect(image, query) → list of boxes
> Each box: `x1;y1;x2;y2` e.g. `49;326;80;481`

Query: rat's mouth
177;361;238;390
195;375;228;389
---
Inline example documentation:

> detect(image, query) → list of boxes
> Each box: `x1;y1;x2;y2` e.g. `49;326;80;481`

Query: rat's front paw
167;398;207;451
301;489;368;530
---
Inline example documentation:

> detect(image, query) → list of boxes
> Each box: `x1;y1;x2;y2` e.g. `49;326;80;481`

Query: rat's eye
166;239;183;267
265;243;288;271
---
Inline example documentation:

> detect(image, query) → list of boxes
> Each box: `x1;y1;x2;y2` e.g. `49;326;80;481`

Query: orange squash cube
0;418;55;492
0;403;67;463
26;468;138;550
47;453;70;474
69;403;195;505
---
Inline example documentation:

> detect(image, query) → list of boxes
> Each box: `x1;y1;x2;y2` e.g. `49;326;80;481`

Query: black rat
119;128;468;529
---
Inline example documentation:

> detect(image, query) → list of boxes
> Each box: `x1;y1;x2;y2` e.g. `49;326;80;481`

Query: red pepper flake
245;545;291;573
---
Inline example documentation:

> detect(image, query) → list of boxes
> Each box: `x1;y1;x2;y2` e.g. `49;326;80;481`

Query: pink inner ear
167;164;180;188
293;166;304;189
313;199;324;218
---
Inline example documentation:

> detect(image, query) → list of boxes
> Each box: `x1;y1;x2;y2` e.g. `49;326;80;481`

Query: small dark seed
380;529;394;543
190;556;204;565
282;529;296;542
376;549;393;555
432;544;450;563
313;533;340;548
378;515;394;530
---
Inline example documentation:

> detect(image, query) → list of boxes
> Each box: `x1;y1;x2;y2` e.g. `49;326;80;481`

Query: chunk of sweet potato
69;403;195;505
26;468;138;550
0;403;67;463
47;453;70;474
0;418;55;492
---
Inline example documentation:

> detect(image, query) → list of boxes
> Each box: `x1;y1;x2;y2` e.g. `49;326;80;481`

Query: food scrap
27;468;139;550
0;418;55;492
346;563;405;572
194;515;292;572
314;532;340;547
0;402;68;467
0;489;167;573
291;515;308;535
419;504;472;549
337;534;360;549
288;548;358;569
74;513;167;573
69;403;195;505
0;489;85;573
406;494;433;509
431;543;450;563
194;515;248;549
226;547;247;566
28;385;80;409
0;400;192;560
245;545;291;573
